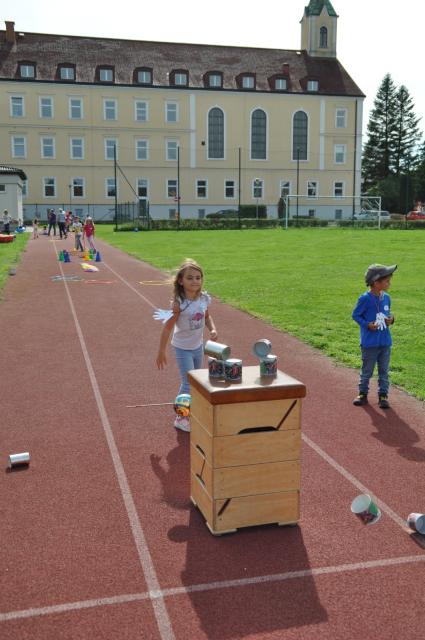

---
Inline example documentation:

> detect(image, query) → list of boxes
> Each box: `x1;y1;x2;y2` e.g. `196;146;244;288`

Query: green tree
393;85;422;176
362;74;398;190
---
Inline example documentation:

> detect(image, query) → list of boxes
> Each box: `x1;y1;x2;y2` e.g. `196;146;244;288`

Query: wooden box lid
188;366;306;405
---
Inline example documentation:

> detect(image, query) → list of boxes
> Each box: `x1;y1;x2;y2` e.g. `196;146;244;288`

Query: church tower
300;0;338;58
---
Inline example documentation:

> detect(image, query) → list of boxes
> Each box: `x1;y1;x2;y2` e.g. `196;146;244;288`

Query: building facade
0;0;364;221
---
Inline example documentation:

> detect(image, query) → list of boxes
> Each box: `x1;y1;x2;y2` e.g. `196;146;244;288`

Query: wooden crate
188;366;306;535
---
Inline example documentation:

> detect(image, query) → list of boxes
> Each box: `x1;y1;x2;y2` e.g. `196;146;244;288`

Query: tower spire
301;0;338;57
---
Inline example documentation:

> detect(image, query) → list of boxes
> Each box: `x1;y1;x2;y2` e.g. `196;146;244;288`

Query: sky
3;0;424;138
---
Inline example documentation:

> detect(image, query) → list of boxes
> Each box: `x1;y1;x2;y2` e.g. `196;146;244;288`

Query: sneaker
174;416;190;432
353;393;368;406
378;394;390;409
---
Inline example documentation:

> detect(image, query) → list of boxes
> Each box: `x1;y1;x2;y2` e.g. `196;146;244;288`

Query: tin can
8;452;30;469
260;354;278;377
224;358;242;382
407;513;425;534
204;340;231;361
252;339;272;359
208;357;225;379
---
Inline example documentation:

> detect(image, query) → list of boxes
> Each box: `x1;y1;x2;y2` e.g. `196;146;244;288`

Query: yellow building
0;0;364;221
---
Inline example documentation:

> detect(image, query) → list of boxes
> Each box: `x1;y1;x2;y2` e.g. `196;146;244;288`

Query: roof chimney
5;21;16;43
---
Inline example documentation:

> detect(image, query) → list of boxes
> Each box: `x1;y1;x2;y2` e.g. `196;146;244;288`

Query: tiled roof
305;0;338;17
0;29;363;96
0;165;27;180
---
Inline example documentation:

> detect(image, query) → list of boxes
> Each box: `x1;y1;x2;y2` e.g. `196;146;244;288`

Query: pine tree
393;85;422;175
362;74;398;191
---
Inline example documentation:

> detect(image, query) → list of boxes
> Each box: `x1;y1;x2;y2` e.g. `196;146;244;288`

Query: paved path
1;234;425;639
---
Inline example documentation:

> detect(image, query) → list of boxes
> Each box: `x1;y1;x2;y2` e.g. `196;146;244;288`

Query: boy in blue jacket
352;264;397;409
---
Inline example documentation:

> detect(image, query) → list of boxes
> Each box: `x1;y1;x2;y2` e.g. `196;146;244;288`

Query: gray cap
365;264;397;286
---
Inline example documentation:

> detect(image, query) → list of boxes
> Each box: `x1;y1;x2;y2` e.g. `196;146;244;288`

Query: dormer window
18;62;35;79
58;64;75;81
134;68;153;85
170;70;189;87
204;72;223;89
307;79;319;92
241;74;255;89
97;66;114;83
274;77;287;91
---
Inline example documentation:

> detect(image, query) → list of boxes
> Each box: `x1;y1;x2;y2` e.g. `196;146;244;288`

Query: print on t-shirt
189;310;204;330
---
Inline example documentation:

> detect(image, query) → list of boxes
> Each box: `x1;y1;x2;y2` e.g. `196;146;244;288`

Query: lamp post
68;183;72;211
177;145;180;229
254;178;261;224
296;147;300;226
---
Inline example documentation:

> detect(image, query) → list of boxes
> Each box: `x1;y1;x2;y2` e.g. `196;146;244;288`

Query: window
99;67;114;82
169;209;177;220
69;98;83;119
334;181;344;197
293;111;308;160
242;75;255;89
12;136;26;158
70;137;84;160
166;102;178;123
135;68;152;85
336;109;347;128
21;180;28;197
319;26;328;48
106;178;117;198
0;184;5;193
135;139;149;160
308;209;316;218
307;181;318;198
167;179;178;198
275;78;287;91
41;137;55;159
105;139;118;160
280;181;291;198
196;179;207;198
307;80;319;92
335;209;343;220
19;63;35;78
72;178;85;198
135;101;148;122
43;177;56;197
171;71;188;86
208;107;224;159
137;179;148;199
334;144;346;164
59;66;75;81
39;97;53;118
166;140;179;161
206;73;222;88
251;109;267;160
225;180;235;198
104;99;117;120
198;209;206;219
253;179;263;199
10;96;24;117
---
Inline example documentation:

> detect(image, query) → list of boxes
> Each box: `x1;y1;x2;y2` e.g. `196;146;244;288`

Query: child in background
33;217;39;239
72;215;84;251
83;216;96;252
352;264;397;409
156;259;218;431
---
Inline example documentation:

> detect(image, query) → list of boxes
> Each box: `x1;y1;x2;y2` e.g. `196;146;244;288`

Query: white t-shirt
171;293;211;350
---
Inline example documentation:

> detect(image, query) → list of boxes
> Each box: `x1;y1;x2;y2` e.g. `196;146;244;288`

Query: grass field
96;225;425;401
0;234;30;294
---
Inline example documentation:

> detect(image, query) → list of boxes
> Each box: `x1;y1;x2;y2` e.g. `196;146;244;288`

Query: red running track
1;235;425;639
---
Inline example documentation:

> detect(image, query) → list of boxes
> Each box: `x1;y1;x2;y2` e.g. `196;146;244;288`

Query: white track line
55;249;175;640
2;553;425;623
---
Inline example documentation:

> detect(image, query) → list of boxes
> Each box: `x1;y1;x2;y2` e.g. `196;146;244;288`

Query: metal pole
114;143;118;231
296;147;300;226
68;183;72;211
238;147;241;229
177;145;180;229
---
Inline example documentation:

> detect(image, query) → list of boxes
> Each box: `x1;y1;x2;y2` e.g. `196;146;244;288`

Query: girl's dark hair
172;258;204;302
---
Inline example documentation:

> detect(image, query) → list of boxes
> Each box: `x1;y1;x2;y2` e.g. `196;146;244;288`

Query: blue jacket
352;291;393;348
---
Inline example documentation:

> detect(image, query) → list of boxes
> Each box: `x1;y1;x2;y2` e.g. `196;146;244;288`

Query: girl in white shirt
156;258;217;431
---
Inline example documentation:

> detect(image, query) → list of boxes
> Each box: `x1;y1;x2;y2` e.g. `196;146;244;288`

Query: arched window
208;108;224;159
292;111;308;160
251;109;267;160
320;26;328;48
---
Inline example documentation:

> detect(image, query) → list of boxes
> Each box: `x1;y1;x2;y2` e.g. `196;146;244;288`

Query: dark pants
58;221;67;238
359;345;391;396
48;222;56;236
4;223;10;234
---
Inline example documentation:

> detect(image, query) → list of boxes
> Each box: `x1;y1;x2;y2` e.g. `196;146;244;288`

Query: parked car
206;209;238;218
406;210;425;220
353;210;391;221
